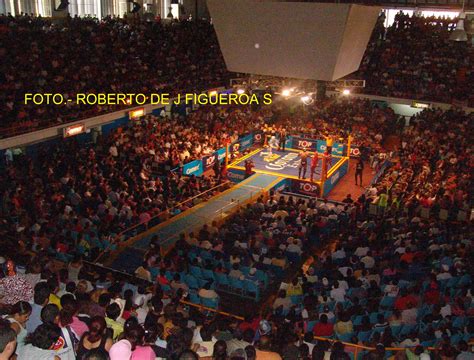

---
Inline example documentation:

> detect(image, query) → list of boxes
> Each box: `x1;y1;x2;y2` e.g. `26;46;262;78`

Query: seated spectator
19;323;62;360
0;319;17;360
313;315;334;337
334;312;353;336
273;290;292;313
255;336;281;360
198;282;219;300
105;304;124;340
77;316;113;358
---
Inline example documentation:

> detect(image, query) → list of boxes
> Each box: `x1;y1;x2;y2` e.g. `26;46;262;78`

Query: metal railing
312;336;474;360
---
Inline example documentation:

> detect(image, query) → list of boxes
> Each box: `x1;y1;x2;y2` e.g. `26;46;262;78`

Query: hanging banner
238;133;254;151
291;137;318;151
227;168;247;183
316;140;345;156
202;153;218;172
291;180;321;197
216;147;227;163
323;158;349;196
182;159;203;176
253;132;264;144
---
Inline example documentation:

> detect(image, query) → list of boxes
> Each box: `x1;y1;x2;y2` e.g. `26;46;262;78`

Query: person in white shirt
440;302;452;318
287;240;302;255
330;282;346;303
338;266;352;278
332;246;346;261
436;268;452;281
133;286;152;308
302;333;315;355
109;144;118;157
401;303;418;325
384;280;400;297
229;264;243;279
361;252;375;269
273;290;292;313
354;246;369;257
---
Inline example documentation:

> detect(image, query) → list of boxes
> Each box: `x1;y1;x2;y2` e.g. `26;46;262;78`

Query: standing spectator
355;159;364;186
6;301;31;354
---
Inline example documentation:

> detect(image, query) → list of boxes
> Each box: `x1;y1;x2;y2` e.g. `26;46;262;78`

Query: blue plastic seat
197;277;209;288
369;312;379;324
353;315;363;326
450;333;463;345
149;267;159;278
190;266;202;279
458;274;471;287
189;292;200;304
244;281;260;301
290;295;303;305
184;274;199;289
380;296;395;309
337;332;354;342
305;320;317;332
201;269;215;281
201;296;219;309
390;325;403;337
161;284;172;292
256;270;269;288
399;324;417;337
229;276;244;294
452;316;466;329
357;330;372;342
240;266;250;275
215;272;230;289
165;271;174;281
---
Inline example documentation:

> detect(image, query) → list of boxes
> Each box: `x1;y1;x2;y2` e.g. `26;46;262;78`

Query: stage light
236;88;245;95
281;89;291;97
63;123;86;138
301;95;310;102
342;89;351;96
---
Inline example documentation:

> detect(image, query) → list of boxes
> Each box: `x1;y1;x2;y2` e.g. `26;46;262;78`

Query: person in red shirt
313;314;334;337
394;289;418;311
400;250;415;264
424;280;440;305
156;269;170;286
245;159;255;178
310;152;319;182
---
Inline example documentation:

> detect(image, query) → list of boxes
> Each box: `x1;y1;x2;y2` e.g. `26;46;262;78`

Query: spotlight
236;89;245;95
342;89;351;96
301;95;313;105
281;89;291;97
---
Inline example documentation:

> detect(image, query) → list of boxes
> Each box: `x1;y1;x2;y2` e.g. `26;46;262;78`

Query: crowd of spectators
0;185;471;360
1;12;473;139
270;191;473;357
265;98;399;153
0;111;235;264
0;15;229;137
366;107;472;219
357;12;473;105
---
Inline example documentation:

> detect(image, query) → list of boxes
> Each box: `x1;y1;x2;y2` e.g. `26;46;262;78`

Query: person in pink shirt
59;295;88;338
131;324;168;360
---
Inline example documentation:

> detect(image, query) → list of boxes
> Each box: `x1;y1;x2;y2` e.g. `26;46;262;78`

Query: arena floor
229;148;340;180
